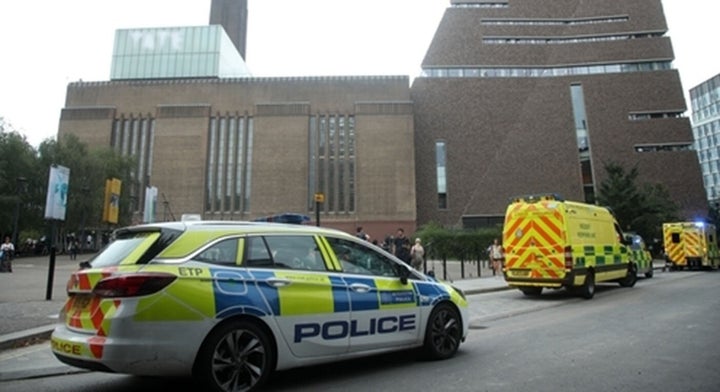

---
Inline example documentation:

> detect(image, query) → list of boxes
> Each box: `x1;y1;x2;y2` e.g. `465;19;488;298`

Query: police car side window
245;236;274;267
326;237;399;277
265;235;327;271
194;238;239;266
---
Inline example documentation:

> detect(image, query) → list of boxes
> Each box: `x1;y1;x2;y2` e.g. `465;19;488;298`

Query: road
2;269;718;391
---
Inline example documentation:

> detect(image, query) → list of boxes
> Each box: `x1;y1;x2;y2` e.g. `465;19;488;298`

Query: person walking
0;236;15;273
355;226;370;241
489;238;504;277
410;238;425;271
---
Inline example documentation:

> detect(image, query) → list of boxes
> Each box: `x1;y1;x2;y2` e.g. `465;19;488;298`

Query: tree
36;134;137;243
0;130;42;241
596;162;679;246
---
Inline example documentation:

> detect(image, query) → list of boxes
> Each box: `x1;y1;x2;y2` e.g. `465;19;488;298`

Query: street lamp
12;176;28;250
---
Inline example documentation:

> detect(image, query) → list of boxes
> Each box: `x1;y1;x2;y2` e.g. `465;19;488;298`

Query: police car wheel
195;320;275;392
423;303;462;360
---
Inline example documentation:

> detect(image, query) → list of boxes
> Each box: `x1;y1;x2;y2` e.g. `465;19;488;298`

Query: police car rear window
86;228;181;268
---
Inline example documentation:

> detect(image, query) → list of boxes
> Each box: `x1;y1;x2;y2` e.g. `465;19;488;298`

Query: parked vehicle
51;220;468;391
503;194;636;299
663;222;720;270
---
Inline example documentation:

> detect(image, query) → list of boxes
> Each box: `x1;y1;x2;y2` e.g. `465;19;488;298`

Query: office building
690;73;720;204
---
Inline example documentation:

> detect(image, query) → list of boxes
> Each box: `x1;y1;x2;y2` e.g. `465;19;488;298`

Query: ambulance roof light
510;193;564;203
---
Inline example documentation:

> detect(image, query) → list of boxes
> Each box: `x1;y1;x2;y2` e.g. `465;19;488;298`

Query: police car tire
195;320;275;392
423;303;462;360
579;272;595;300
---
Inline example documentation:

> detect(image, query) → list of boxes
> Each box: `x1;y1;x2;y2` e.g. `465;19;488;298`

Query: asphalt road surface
3;270;719;391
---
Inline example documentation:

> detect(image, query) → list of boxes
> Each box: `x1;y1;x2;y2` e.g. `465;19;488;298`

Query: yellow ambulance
503;194;636;299
663;222;720;270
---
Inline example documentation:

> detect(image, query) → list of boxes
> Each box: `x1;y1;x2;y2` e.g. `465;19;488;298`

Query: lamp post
12;176;28;250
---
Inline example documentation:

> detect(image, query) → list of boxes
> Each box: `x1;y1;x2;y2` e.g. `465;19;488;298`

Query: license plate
511;269;530;277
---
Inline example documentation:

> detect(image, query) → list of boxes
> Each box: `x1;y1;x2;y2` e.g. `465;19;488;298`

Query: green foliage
596;162;680;243
414;222;501;261
0;132;137;243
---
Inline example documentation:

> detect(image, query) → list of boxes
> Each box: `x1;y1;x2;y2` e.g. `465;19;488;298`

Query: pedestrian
489;238;504;276
69;239;79;260
392;228;411;265
355;226;370;241
410;238;425;271
0;236;15;273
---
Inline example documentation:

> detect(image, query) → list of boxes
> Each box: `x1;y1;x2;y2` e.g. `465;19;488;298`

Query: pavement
0;254;664;382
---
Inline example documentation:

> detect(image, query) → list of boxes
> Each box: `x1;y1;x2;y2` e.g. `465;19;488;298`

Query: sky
0;0;718;148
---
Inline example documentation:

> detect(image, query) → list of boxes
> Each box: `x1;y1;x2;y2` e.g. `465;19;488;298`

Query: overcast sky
0;0;717;147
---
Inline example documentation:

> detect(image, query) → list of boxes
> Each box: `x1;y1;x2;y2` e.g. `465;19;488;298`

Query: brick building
58;0;707;239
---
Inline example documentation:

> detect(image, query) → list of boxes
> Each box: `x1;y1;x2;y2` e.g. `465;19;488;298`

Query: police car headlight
452;285;466;300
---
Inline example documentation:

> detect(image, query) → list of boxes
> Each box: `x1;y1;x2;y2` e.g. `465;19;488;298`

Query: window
326;237;400;277
436;141;448;209
265;235;326;271
309;114;356;214
206;114;252;214
243;235;326;271
194;238;239;266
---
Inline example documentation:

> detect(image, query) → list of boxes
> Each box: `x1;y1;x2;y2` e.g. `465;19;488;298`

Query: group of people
357;227;426;271
353;227;506;277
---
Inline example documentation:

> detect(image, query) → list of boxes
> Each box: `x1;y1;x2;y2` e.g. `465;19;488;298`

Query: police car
51;221;469;391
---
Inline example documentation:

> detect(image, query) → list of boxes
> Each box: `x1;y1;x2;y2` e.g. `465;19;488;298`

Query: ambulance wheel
195;320;275;392
519;287;542;297
620;264;637;287
645;268;654;279
579;272;595;300
423;303;462;360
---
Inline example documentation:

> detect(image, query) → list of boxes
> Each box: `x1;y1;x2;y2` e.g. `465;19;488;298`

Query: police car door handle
349;283;371;293
266;278;291;287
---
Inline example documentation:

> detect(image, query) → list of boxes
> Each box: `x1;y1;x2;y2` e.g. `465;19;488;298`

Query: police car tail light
564;246;573;269
93;273;177;298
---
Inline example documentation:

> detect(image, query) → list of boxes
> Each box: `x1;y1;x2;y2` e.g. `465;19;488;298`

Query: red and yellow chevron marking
664;228;701;265
64;269;122;336
504;201;566;279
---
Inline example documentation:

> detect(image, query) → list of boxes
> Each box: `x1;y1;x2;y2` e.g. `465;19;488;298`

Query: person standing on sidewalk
392;228;411;265
410;238;425;271
490;238;504;277
0;235;15;273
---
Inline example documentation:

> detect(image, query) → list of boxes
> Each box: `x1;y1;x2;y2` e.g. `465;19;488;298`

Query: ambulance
663;222;720;270
503;194;636;299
